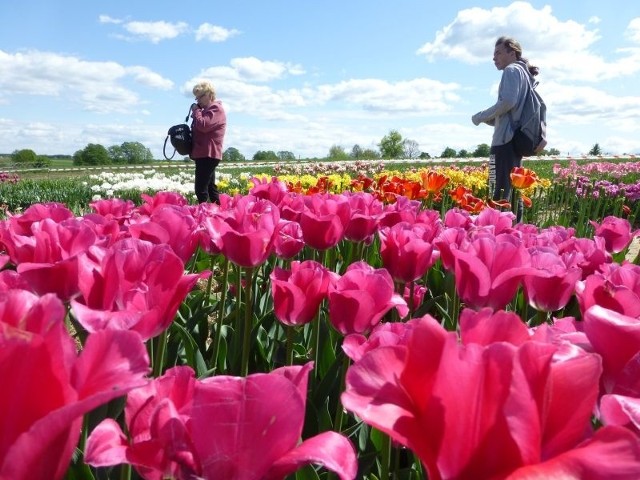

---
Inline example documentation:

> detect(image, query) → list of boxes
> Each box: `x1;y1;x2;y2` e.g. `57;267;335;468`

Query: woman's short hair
192;81;216;100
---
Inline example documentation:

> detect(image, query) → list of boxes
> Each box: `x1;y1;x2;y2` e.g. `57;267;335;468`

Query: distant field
1;155;638;183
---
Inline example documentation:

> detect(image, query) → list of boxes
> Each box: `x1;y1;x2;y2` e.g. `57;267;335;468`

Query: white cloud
0;50;173;112
122;21;189;43
229;57;305;82
416;1;640;82
98;15;122;25
195;23;241;42
628;18;640;43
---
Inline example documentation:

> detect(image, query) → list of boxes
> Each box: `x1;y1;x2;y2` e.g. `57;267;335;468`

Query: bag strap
185;104;193;122
163;135;176;160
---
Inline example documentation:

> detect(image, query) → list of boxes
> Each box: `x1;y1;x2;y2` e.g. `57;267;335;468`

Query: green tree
277;151;296;161
472;143;491;157
403;139;420;159
34;155;51;168
11;149;37;164
223;147;246;162
120;142;153;164
589;143;602;156
547;148;560;155
328;145;349;160
440;147;457;158
457;149;470;158
253;150;278;161
350;144;363;159
361;148;380;159
378;130;404;159
108;145;125;164
73;143;111;166
419;152;431;159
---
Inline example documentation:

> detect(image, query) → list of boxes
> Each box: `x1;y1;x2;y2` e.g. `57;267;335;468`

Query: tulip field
3;159;640;479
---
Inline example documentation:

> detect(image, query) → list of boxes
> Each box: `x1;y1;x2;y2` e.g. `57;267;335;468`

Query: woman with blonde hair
190;81;227;204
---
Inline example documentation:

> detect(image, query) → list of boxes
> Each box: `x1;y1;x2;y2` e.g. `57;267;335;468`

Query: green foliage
472;143;491;157
440;146;457;158
108;142;153;164
419;152;431;159
223;147;246;162
11;148;37;164
378;130;404;159
253;150;279;161
360;148;381;159
277;151;296;161
328;145;349;160
73;144;111;166
457;149;470;158
589;143;602;156
350;144;363;159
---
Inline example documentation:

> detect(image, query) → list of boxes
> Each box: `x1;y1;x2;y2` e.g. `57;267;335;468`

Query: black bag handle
163;104;193;160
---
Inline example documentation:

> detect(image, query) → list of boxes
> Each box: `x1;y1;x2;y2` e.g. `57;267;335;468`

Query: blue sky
1;0;639;160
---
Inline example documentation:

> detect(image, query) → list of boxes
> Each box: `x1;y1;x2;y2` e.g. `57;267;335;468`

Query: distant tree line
6;129;566;169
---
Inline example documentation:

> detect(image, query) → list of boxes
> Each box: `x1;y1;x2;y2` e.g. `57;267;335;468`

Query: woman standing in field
471;36;540;222
190;81;227;204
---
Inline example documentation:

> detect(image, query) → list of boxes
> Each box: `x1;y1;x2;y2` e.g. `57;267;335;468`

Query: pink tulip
299;193;351;250
89;197;136;223
0;289;149;480
273;220;305;259
2;217;104;300
576;262;640;318
328;261;408;335
71;238;207;341
86;363;357;480
473;206;515;234
249;176;289;205
522;247;583;312
378;221;439;283
203;195;280;267
443;207;473;229
127;204;200;264
377;196;420;228
343;192;383;244
341;314;640;478
270;260;334;326
137;191;189;215
0;202;74;237
450;232;534;310
590;215;638;254
560;236;611;279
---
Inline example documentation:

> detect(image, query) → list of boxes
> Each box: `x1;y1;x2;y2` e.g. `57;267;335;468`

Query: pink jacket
190;100;227;160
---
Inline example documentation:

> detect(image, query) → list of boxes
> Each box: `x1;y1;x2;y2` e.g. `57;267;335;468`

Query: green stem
240;267;254;377
119;463;132;480
333;353;350;433
153;329;168;377
286;325;294;366
210;257;230;372
380;430;391;480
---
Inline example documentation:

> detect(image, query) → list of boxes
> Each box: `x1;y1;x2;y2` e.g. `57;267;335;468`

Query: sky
1;0;639;160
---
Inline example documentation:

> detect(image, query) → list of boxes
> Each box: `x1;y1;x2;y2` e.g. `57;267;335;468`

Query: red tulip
378;221;440;283
0;289;149;480
341;314;640;478
328;261;408;335
71;238;207;341
271;260;334;326
86;363;357;480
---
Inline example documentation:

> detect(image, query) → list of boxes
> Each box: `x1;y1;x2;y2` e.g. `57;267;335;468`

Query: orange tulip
510;167;539;189
420;171;450;194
